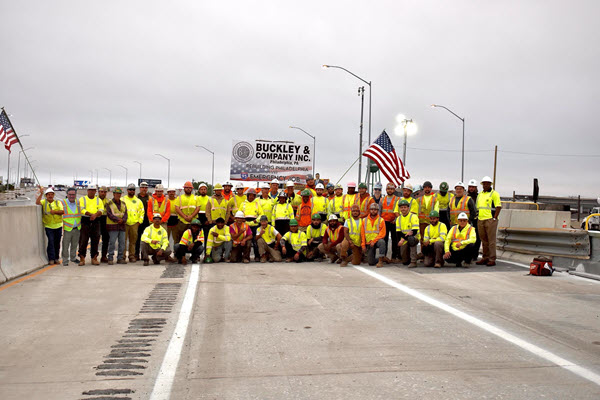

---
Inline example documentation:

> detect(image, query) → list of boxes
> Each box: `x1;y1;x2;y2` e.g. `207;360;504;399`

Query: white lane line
353;265;600;387
150;263;201;400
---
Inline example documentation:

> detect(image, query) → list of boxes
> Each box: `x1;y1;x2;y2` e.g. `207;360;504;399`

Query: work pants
79;217;100;259
175;242;204;262
125;223;139;259
340;239;363;265
399;236;418;265
136;220;150;258
422;241;445;267
202;223;213;253
447;243;476;265
472;218;481;260
366;239;387;265
44;227;62;262
211;242;232;262
230;241;251;262
317;242;341;259
173;221;190;245
99;215;109;258
107;230;126;262
257;238;282;261
249;225;259;259
306;239;323;260
140;242;172;262
274;220;290;236
283;242;305;263
478;218;497;262
384;221;399;259
167;216;179;243
419;223;428;242
62;228;80;263
439;210;450;230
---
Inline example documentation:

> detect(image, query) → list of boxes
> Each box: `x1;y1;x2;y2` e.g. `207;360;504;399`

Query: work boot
408;262;417;268
475;258;488;265
152;255;160;265
129;256;136;263
391;258;400;264
260;255;267;263
117;259;127;264
340;257;348;267
79;256;86;266
143;260;149;266
330;255;339;264
376;257;384;268
49;260;55;265
243;259;250;264
181;257;187;265
107;260;114;265
166;256;176;263
100;256;108;263
434;263;442;268
91;257;100;265
63;261;68;266
486;261;496;267
416;252;424;260
383;257;391;264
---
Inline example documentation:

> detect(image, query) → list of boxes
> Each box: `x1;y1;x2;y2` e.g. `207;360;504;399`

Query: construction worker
78;185;105;266
140;213;174;266
467;179;479;202
312;183;329;222
147;184;170;229
258;182;275;223
285;181;301;211
175;218;204;265
328;184;344;220
326;183;335;201
449;182;476;226
318;214;344;263
105;187;128;265
296;189;313;231
372;182;383;204
226;182;247;223
341;182;359;221
281;218;308;263
422;210;447;268
269;179;280;199
436;182;452;228
60;187;82;266
340;204;363;266
305;174;317;197
444;212;477;267
174;181;199;244
256;215;282;262
467;178;481;260
123;183;144;262
230;211;252;263
394;183;418;216
36;187;64;265
166;188;179;243
205;217;232;263
206;183;228;226
357;183;374;218
272;191;294;235
196;183;211;241
222;181;234;201
240;188;263;259
98;186;109;263
475;176;502;267
361;202;387;267
396;199;419;267
135;182;151;261
380;183;400;263
306;213;326;261
417;181;439;238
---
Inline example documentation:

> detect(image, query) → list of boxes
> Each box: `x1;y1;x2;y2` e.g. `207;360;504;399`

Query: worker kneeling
141;213;175;266
205;218;232;263
306;214;327;261
362;203;387;268
396;200;420;267
318;214;344;263
422;210;447;268
280;219;308;262
443;212;477;267
230;211;253;263
339;205;363;267
256;215;282;262
175;219;204;265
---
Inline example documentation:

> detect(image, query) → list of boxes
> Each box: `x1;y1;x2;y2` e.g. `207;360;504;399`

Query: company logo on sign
232;142;254;163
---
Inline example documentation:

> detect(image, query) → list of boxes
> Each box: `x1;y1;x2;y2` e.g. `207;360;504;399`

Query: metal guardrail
497;228;590;259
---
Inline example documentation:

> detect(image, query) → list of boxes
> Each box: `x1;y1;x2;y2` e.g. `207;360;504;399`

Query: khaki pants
340;239;363;265
317;242;341;259
126;223;139;260
478;218;498;262
230;241;251;262
422;241;444;267
140;242;172;263
400;241;417;264
174;221;190;244
257;238;282;261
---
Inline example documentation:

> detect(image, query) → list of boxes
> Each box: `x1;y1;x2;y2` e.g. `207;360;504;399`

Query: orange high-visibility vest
297;198;313;227
380;195;398;222
450;196;470;225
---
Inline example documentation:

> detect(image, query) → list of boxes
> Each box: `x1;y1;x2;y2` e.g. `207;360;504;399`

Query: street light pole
133;161;142;183
195;145;214;188
103;168;112;188
155;154;170;187
17;146;34;188
431;104;465;182
118;165;128;187
288;126;316;178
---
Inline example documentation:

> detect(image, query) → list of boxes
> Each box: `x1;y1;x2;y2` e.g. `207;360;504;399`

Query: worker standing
60;188;82;266
98;186;109;263
361;203;387;267
305;174;317;197
394;183;418;217
174;181;199;244
205;217;232;263
296;189;313;232
105;187;128;265
272;191;294;235
380;183;400;263
196;183;211;242
328;184;344;220
239;188;264;260
436;182;452;228
422;210;447;268
147;184;170;229
206;184;228;230
326;183;335;201
123;184;145;262
256;215;282;262
372;182;383;204
341;182;359;221
467;178;481;261
444;212;477;267
135;182;151;261
226;183;247;223
36;187;64;265
417;181;439;240
175;219;204;265
78;185;105;266
285;181;302;212
475;176;502;266
140;213;174;266
230;211;252;263
396;199;420;267
269;179;280;199
317;214;344;263
166;188;179;243
312;183;329;222
280;219;308;263
340;205;363;267
222;181;234;201
258;182;275;223
449;182;476;226
357;183;374;218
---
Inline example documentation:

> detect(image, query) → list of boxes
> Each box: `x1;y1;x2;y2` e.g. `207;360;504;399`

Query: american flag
363;130;410;185
0;110;18;153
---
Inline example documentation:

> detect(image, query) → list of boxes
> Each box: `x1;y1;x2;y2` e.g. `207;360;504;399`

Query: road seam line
353;265;600;387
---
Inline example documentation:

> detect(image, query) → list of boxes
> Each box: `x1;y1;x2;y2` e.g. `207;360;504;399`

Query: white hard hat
167;187;176;192
328;214;339;221
403;183;413;191
235;182;245;189
155;184;165;190
468;179;478;186
260;182;270;189
224;181;233;187
88;185;97;190
271;179;279;184
458;212;468;220
234;211;245;218
45;188;55;194
153;213;162;219
454;181;466;189
481;176;493;183
198;183;207;188
315;183;324;189
286;181;295;187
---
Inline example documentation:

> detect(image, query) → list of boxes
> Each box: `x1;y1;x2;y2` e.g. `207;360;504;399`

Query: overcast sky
2;1;598;197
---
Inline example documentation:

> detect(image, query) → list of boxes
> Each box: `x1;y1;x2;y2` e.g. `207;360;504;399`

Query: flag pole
1;108;41;187
336;156;360;185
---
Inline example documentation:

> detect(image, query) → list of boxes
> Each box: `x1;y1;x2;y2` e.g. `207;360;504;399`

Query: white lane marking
150;263;201;400
353;265;600;387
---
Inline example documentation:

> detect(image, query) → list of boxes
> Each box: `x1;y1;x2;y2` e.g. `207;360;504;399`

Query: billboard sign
74;180;91;187
138;179;162;188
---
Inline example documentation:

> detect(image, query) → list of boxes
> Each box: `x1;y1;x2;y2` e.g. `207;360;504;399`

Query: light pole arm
323;65;370;86
289;126;315;140
432;104;464;121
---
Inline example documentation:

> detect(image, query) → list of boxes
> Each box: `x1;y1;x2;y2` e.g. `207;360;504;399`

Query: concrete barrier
0;205;47;283
498;209;571;229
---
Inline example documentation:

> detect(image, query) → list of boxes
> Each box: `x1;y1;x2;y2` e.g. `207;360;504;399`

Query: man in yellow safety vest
396;199;420;268
141;213;175;266
78;185;105;266
36;187;64;265
444;212;477;267
361;203;387;267
61;187;82;266
123;183;145;262
475;176;502;267
105;187;128;265
422;210;447;268
280;218;308;263
174;181;199;244
340;204;363;267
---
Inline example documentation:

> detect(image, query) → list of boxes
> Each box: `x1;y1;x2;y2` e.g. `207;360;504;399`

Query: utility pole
493;145;498;189
358;86;365;184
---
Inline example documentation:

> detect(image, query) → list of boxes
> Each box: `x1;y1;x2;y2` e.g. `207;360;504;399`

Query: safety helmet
369;203;379;210
458;212;469;220
191;219;201;226
398;199;410;207
315;183;324;189
289;218;299;226
454;181;466;190
439;182;449;191
468;179;478;187
277;190;287;198
429;210;440;218
198;183;207;189
403;183;413;191
260;182;270;189
246;188;256;195
235;182;245;189
334;184;343;190
328;214;338;221
423;181;433;188
481;176;493;183
155;184;165;190
271;179;279;184
113;187;123;194
358;183;367;189
234;211;245;218
286;181;295;187
301;189;311;196
326;183;334;189
311;213;322;220
347;181;357;188
214;183;223;190
374;182;382;190
152;213;162;219
224;181;233;187
183;181;193;188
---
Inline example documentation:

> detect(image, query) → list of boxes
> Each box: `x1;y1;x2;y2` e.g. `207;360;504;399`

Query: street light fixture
431;104;465;181
155;154;170;187
103;168;112;188
195;145;214;188
118;165;128;186
289;126;316;177
133;160;142;183
394;115;418;174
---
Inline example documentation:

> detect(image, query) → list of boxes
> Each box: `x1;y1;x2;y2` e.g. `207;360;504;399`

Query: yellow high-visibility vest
41;199;63;229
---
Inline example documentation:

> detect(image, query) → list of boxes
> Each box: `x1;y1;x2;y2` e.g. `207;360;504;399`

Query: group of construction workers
37;173;501;268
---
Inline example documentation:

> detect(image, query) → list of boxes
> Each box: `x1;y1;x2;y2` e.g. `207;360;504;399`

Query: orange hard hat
183;181;193;188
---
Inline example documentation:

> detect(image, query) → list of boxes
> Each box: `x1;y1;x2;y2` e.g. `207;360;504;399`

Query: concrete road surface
0;259;599;399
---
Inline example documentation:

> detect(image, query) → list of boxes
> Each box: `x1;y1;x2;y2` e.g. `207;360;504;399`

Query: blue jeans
108;230;126;261
45;227;62;262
